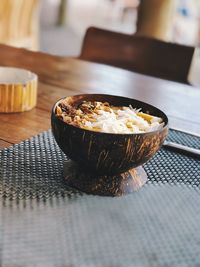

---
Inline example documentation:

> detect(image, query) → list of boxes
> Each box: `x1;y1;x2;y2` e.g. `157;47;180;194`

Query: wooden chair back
80;27;194;84
0;0;39;50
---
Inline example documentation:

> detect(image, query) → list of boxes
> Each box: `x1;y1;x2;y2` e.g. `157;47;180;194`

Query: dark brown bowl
51;94;168;176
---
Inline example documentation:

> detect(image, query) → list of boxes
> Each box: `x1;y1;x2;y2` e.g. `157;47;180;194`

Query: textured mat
0;129;199;200
0;129;200;267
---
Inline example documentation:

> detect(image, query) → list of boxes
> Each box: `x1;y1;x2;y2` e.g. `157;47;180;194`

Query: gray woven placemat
0;129;200;267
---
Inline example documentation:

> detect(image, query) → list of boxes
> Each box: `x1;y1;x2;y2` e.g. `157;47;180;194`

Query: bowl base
64;160;147;197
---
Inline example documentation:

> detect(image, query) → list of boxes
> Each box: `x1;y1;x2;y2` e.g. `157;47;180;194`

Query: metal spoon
163;141;200;159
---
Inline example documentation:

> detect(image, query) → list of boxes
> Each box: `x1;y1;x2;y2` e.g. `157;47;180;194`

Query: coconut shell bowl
51;94;168;197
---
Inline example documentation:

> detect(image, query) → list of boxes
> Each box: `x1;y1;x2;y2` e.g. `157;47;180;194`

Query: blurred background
39;0;200;56
0;0;200;84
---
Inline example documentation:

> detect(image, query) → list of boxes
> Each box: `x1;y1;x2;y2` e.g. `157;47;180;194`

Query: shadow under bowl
51;94;168;196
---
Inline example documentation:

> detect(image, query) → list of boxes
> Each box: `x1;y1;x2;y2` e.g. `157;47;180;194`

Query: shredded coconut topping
55;100;164;134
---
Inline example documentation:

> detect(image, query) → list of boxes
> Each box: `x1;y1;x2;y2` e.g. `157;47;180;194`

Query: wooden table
0;45;200;267
0;44;200;150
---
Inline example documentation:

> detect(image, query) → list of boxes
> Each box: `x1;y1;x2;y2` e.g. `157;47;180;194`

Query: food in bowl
55;99;164;134
52;94;168;177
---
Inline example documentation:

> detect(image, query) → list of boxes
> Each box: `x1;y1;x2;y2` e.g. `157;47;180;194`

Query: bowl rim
0;66;37;85
51;94;169;136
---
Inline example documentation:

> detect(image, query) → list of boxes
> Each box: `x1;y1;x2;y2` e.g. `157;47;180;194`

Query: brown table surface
0;44;200;150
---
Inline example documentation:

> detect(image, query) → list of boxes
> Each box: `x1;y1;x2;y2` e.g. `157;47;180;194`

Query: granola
55;100;164;134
